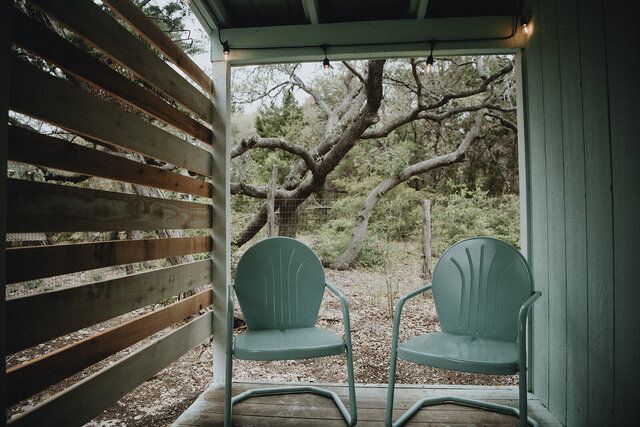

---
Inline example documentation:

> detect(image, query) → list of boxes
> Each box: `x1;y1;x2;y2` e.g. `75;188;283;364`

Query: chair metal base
391;395;539;427
228;385;356;426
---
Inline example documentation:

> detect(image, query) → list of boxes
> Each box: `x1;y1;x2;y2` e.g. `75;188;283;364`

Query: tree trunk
421;199;432;282
332;111;485;270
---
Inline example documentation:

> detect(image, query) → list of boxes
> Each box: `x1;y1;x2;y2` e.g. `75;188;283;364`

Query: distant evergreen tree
255;90;303;138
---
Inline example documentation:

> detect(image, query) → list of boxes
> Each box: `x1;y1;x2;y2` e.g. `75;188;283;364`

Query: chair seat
234;327;345;361
397;332;519;375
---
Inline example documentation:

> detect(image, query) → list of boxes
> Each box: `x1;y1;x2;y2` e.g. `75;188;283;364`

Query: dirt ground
8;242;517;426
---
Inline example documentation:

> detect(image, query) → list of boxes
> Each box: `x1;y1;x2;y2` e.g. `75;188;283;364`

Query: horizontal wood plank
7;126;212;198
102;0;214;96
7;290;212;405
28;0;213;123
11;11;213;144
174;383;561;426
6;178;212;233
8;312;213;427
9;57;212;177
7;259;212;353
6;235;211;284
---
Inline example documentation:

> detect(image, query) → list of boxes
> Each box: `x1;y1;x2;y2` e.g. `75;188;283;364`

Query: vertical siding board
578;0;615;423
0;2;11;421
605;1;640;424
539;0;567;421
523;0;550;407
557;0;589;424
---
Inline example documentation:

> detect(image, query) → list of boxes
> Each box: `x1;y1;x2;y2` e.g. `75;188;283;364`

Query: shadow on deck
173;382;561;426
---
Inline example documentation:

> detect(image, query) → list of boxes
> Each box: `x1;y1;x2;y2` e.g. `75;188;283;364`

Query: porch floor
173;382;561;426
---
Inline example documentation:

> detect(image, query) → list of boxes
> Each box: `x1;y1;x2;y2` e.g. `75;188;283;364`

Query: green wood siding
523;0;639;425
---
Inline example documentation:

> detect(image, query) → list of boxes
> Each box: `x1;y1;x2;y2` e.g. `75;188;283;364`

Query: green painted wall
522;0;639;425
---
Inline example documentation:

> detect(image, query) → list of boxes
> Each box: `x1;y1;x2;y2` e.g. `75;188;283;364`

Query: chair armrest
391;284;432;348
517;291;541;367
325;282;352;346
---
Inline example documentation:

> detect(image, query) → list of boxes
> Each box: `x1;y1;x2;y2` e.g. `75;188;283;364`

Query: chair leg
223;338;233;427
519;364;528;427
385;343;399;427
345;341;357;426
230;385;354;425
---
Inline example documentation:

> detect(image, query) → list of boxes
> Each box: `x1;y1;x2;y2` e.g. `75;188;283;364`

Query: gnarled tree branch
231;136;318;174
331;110;487;269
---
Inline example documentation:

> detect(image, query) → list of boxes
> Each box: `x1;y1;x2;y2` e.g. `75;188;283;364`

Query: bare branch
231;136;318;174
361;64;513;139
41;169;91;183
487;111;517;133
290;73;331;116
342;61;366;85
410;58;424;105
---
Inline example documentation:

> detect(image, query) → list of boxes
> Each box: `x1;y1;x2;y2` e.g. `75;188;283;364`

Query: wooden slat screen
4;0;216;420
7;290;212;406
7;260;213;353
28;0;213;122
11;11;214;144
6;236;212;284
9;312;214;427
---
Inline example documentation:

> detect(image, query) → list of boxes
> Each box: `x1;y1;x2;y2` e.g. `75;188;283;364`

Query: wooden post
0;2;12;421
210;57;231;385
421;199;432;282
267;165;278;237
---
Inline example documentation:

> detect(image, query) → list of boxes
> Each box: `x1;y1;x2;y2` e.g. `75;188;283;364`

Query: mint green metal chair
386;237;541;427
224;237;356;426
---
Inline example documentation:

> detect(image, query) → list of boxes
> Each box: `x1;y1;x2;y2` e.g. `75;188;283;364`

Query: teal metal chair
386;237;541;427
224;237;357;426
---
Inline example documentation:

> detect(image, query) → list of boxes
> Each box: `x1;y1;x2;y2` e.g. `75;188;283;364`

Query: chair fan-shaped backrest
432;237;533;342
234;237;326;331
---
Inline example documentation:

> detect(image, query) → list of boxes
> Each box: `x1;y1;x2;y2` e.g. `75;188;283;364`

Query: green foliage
430;181;520;257
255;90;303;137
231;57;520;268
312;219;385;268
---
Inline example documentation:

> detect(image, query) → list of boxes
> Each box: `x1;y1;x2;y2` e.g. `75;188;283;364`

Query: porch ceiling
189;0;525;64
192;0;520;29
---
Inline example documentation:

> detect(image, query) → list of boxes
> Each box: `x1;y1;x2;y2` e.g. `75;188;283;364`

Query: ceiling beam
214;15;520;57
207;0;231;27
416;0;429;19
302;0;320;25
214;15;524;64
188;0;218;34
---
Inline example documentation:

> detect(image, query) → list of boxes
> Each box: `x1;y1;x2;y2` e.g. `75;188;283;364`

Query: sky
174;1;315;113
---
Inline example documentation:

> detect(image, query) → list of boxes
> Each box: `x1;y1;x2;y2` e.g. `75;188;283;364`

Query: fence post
267;165;278;237
421;199;432;282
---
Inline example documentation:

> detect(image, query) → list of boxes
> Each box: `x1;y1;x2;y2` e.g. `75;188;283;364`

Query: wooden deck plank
174;383;561;426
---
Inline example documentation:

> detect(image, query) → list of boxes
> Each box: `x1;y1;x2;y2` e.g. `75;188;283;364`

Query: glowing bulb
520;16;530;35
322;57;331;75
426;54;434;73
222;41;230;61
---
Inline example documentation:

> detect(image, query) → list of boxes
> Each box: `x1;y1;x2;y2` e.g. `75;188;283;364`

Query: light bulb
520;16;530;35
322;57;330;75
222;41;230;61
